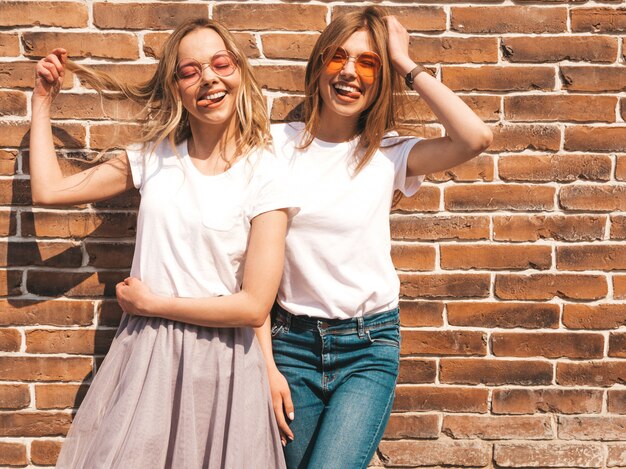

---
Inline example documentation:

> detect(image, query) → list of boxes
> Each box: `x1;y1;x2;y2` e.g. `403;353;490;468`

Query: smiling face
318;30;380;126
176;28;241;129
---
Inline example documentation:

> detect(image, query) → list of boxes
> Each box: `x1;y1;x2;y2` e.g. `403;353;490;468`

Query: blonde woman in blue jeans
256;7;493;469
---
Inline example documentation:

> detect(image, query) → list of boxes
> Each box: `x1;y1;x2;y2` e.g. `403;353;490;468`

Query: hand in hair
383;16;415;77
34;48;67;104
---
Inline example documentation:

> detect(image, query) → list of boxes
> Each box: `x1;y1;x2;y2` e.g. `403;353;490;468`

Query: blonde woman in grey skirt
30;18;293;469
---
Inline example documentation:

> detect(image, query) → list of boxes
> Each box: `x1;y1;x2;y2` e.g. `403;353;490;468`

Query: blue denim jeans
271;304;401;469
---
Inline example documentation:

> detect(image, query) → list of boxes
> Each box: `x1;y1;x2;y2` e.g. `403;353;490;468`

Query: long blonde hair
300;6;407;174
67;18;269;158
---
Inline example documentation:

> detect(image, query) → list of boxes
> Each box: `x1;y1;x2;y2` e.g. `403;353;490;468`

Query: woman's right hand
268;366;295;446
33;48;67;104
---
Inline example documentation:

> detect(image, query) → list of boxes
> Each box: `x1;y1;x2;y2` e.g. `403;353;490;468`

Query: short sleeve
248;151;300;221
380;135;424;197
125;144;145;189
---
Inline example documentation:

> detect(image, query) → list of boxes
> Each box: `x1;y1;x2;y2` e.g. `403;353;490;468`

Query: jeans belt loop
357;316;365;338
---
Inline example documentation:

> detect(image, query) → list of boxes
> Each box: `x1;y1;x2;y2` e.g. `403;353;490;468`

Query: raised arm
30;48;134;206
384;16;493;177
116;209;289;328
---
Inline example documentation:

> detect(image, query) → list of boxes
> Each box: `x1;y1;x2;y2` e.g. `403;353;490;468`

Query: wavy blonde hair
300;6;410;174
67;18;269;159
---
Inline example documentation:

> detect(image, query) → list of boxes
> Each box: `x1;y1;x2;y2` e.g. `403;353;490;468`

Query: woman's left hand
384;15;415;76
116;277;157;316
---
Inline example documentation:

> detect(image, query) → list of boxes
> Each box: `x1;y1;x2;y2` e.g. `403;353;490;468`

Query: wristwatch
404;64;431;90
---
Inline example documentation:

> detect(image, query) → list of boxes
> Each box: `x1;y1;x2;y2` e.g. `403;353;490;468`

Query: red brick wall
1;1;625;467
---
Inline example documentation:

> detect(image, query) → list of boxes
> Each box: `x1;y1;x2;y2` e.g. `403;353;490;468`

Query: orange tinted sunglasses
321;46;382;79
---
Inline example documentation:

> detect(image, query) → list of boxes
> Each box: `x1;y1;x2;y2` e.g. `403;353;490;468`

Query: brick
254;65;305;92
441;359;552;386
572;7;626;32
26;329;116;355
50;93;145;121
215;4;326;31
143;31;259;60
399;273;490;299
378;441;490;467
0;32;20;56
21;211;136;238
505;95;616;123
0;122;85;148
493;332;604;359
0;149;18;176
402;330;486;356
85;241;134;268
565;126;626;152
0;241;82;267
270;96;305;122
98;299;124;327
609;390;626;413
608;444;626;467
0;91;27;117
0;209;16;236
558;245;626;270
23;32;138;60
89;123;143;150
502;36;618;63
496;274;608;301
262;33;318;60
616;276;626;300
399;301;443;327
401;95;501;124
394;386;488;413
86;64;157;88
36;384;88;410
0;62;73;90
445;185;555;211
0;269;22;296
0;384;30;409
26;270;128;298
609;333;626;358
559;416;626;440
384;414;439;439
31;440;62;466
493;388;603;415
444;66;555;92
333;6;445;32
564;304;626;329
490;124;561;152
499;154;612;182
391;243;435;271
0;442;27;466
398;358;437;384
391;215;489;241
408;37;497;64
0;356;91;381
561;66;626;92
495;443;603;467
441;244;551;270
93;2;207;30
0;1;87;27
392;186;440;213
89;189;141;210
427;155;494;182
617;155;626;181
452;6;567;33
0;412;71;437
0;328;20;352
0;178;31;206
448;302;559;329
558;361;626;386
443;415;553;439
560;186;626;211
0;299;94;326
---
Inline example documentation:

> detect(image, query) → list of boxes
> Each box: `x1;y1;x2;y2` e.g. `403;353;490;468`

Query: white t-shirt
271;122;423;320
126;139;293;299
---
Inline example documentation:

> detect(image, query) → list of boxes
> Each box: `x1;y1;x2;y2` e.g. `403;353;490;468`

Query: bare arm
30;48;134;206
116;209;289;328
385;16;493;177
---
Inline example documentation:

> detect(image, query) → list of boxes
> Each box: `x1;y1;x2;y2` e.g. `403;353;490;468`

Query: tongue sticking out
198;94;226;107
335;86;360;100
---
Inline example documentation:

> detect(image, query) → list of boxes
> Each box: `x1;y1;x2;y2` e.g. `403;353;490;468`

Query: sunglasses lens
211;52;237;77
322;47;347;72
176;60;201;82
355;53;381;78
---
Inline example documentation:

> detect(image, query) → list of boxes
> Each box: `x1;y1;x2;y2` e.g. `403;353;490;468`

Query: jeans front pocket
366;322;401;348
271;322;285;338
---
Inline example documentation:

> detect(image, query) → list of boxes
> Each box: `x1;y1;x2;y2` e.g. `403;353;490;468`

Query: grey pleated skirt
56;314;286;469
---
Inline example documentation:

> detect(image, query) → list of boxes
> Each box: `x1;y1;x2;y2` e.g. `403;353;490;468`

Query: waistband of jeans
272;303;399;334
